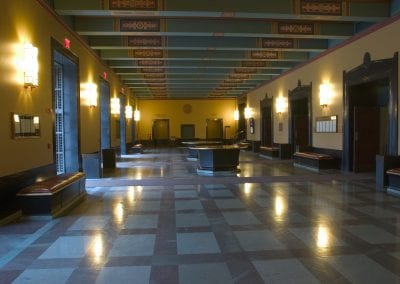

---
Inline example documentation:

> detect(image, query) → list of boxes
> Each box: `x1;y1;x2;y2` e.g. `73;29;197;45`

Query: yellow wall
246;17;400;151
137;99;237;140
0;0;131;176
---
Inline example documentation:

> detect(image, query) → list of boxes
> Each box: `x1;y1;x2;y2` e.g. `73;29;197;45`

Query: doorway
206;118;223;140
343;53;398;172
260;98;273;146
119;94;127;154
288;81;312;154
237;103;246;141
100;77;111;150
181;124;195;140
153;119;169;146
52;40;80;174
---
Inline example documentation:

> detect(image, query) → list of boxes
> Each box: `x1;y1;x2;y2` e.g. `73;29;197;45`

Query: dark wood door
153;119;169;143
206;119;223;140
293;114;309;150
262;107;272;146
353;107;380;172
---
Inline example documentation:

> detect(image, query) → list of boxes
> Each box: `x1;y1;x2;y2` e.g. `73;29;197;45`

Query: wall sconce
110;97;120;115
319;83;333;108
244;107;252;119
23;43;39;88
81;82;98;107
125;105;133;119
276;97;287;115
233;109;239;121
134;109;141;121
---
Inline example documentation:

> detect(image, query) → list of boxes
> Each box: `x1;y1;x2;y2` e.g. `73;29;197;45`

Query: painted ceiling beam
56;10;387;23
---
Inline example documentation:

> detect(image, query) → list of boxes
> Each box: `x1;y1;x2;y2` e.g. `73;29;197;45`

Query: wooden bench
131;144;143;154
386;168;400;197
259;144;292;159
259;146;279;158
17;172;86;217
293;151;338;171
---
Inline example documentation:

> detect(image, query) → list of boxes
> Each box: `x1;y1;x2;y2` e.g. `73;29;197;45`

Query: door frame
260;97;273;146
99;76;111;150
152;119;170;142
206;118;223;140
51;38;81;173
288;80;312;153
181;124;195;140
342;52;398;172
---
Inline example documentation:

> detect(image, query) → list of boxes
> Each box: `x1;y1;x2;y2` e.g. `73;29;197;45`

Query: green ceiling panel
164;0;292;13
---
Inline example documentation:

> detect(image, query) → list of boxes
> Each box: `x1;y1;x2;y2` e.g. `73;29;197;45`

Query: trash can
102;148;116;169
82;152;101;178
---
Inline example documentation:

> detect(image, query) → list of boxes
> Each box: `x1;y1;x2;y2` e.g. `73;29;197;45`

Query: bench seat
386;168;400;197
17;172;86;217
259;146;279;158
131;144;143;154
293;151;338;171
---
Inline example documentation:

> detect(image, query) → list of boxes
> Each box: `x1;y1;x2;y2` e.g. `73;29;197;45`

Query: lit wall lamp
276;97;287;115
81;82;98;107
319;83;333;108
134;109;141;121
23;43;39;88
244;107;252;119
110;97;120;115
125;105;133;119
233;109;239;121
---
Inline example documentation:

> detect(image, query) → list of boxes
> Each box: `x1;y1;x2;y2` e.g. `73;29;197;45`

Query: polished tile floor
1;148;400;283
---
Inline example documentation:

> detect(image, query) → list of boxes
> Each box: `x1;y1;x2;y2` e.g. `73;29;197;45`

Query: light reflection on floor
1;147;400;283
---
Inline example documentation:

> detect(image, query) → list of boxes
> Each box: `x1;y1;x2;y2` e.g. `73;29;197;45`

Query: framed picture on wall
249;118;255;134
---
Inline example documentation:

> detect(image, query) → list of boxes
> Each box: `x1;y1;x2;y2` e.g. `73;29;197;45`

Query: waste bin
82;152;101;178
102;148;116;169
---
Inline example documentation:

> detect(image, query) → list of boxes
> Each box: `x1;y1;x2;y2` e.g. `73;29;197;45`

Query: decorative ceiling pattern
54;0;391;98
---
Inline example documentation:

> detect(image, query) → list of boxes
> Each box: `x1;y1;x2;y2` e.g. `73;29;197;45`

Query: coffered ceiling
53;0;392;98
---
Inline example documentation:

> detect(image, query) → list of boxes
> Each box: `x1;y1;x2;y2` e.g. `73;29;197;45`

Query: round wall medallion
183;104;192;114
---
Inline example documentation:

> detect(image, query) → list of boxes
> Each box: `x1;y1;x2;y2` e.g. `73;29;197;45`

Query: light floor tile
326;254;400;283
68;216;110;231
203;184;226;189
208;190;234;198
222;211;261;226
177;232;220;254
179;263;232;284
109;235;155;256
133;201;161;212
96;266;151;284
253;259;320;284
176;213;210;227
234;230;285;251
354;206;400;219
174;190;198;198
12;268;74;284
39;236;92;259
123;214;159;229
214;199;245;209
139;191;162;199
289;227;346;248
175;200;203;210
344;225;400;244
174;185;196;190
